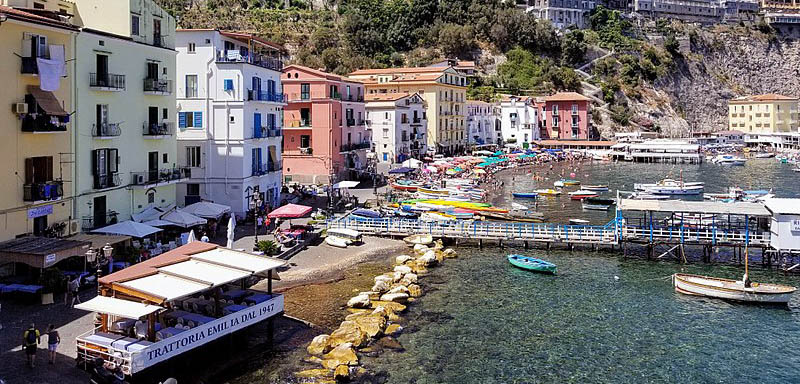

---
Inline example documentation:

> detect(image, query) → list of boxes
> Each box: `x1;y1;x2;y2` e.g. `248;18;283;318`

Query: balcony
81;211;118;231
143;78;173;95
331;92;342;100
344;95;364;102
22;116;67;133
340;141;371;153
248;89;285;103
142;122;174;138
23;181;63;202
346;118;356;127
153;35;165;48
253;126;281;139
267;128;282;138
90;73;126;91
252;161;282;177
93;173;121;189
268;160;282;172
92;123;122;138
131;167;190;186
412;117;422;124
286;120;311;129
215;50;283;72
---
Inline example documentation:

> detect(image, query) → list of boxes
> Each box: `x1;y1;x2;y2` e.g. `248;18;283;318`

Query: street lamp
102;243;113;272
250;186;263;243
84;249;96;274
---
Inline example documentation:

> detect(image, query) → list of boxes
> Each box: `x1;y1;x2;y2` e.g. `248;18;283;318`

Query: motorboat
325;236;349;248
569;219;591;225
554;179;580;188
583;185;609;192
534;189;561;196
754;152;775;159
512;202;529;210
569;190;599;200
711;154;746;166
634;178;704;191
512;192;538;198
582;197;616;210
635;178;704;195
630;193;671;200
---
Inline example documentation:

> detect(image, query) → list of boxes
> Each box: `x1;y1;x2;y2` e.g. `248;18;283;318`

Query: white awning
92;220;163;238
191;248;286;274
159;260;252;286
161;209;207;228
182;201;232;220
332;181;360;189
75;295;162;319
119;273;210;302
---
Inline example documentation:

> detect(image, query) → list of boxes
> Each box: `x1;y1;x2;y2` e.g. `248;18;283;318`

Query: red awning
268;204;312;219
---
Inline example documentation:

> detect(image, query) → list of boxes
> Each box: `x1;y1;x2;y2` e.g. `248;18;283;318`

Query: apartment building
348;66;467;156
0;5;78;241
174;30;285;214
498;96;540;147
728;94;800;149
282;65;369;184
762;0;800;30
70;0;179;231
520;0;597;29
467;100;499;146
541;92;593;140
365;93;428;164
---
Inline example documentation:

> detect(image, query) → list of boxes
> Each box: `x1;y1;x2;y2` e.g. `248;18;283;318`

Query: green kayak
507;254;557;274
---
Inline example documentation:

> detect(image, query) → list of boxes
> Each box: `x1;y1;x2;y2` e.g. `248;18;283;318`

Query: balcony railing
268;160;282;172
345;95;365;102
286;120;311;128
153;35;165;48
252;161;282;176
131;167;190;186
248;89;285;103
23;181;63;202
143;78;173;95
216;50;283;72
22;115;67;133
90;73;126;90
267;128;282;137
81;210;118;230
331;92;342;100
93;173;121;189
92;123;122;138
346;118;356;127
253;127;282;139
339;141;371;153
412;117;422;124
142;122;174;137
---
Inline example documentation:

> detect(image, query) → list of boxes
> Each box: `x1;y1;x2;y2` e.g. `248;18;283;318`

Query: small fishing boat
582;197;616;210
417;187;449;195
512;202;529;211
754;152;775;159
569;219;591;225
420;212;456;221
507;254;557;274
569;190;599;200
559;179;581;186
391;182;420;192
403;234;433;247
793;168;800;172
534;189;561;196
583;185;609;192
325;236;349;248
630;192;671;200
711;154;747;166
352;208;381;219
673;261;796;304
512;192;538;198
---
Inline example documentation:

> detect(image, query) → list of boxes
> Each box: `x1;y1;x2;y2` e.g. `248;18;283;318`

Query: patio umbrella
182;201;232;220
268;204;312;219
131;206;164;223
161;209;207;228
186;230;197;243
226;216;236;249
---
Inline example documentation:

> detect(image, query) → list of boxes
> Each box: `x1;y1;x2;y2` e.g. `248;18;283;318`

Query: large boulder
307;334;331;355
370;300;407;313
377;336;405;351
443;248;457;258
408;284;423;297
385;324;403;336
347;294;371;309
380;292;409;303
295;368;333;380
400;273;418;285
334;364;350;382
392;271;404;283
395;255;413;265
354;314;387;338
322;343;359;369
413;244;429;255
388;285;409;295
374;274;393;284
371;279;390;293
329;321;369;348
394;265;413;274
419;250;438;266
432;239;444;250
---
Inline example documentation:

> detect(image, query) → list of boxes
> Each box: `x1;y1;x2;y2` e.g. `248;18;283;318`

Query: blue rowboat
512;192;538;198
507;254;557;274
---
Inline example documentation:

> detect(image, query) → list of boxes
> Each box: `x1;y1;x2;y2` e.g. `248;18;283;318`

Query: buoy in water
614;276;620;281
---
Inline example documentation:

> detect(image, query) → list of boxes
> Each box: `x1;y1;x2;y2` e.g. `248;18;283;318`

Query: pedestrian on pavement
46;324;59;364
67;277;81;307
22;323;40;368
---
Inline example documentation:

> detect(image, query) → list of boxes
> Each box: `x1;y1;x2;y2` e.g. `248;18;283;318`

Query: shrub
256;240;281;255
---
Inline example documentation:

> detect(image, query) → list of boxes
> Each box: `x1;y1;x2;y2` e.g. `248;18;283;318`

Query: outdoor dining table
221;289;248;301
182;313;215;328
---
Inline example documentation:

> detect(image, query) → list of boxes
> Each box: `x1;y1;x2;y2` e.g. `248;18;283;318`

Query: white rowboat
673;273;795;304
325;236;349;248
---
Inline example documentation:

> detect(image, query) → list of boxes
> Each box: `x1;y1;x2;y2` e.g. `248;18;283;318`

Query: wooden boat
507;254;557;274
582;197;615;210
391;182;420;192
417;187;449;195
559;179;580;186
673;274;795;304
403;234;433;247
569;190;598;200
512;192;538;198
569;219;591;225
534;189;561;196
325;236;349;248
511;202;528;210
583;185;609;192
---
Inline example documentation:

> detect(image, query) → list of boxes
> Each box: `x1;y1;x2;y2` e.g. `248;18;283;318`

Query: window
91;149;118;189
224;79;234;92
186;146;201;167
251;148;263;175
552;105;559;114
148;192;155;204
188;42;196;53
33;2;44;9
162;108;168;120
300;83;310;100
187;183;200;196
131;14;140;36
185;75;198;98
178;111;203;129
163;153;168;164
300;135;310;148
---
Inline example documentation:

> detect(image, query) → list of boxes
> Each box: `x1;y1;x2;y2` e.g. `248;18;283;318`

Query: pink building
541;92;593;140
282;65;368;184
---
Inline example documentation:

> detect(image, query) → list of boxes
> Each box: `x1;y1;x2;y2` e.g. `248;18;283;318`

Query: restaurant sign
27;204;53;219
131;294;284;373
791;220;800;232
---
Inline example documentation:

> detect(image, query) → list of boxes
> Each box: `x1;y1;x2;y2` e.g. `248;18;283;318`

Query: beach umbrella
186;230;197;243
226;216;236;249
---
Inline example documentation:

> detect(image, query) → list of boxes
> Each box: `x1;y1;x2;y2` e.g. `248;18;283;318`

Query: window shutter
194;111;203;128
224;79;233;91
178;112;187;128
25;158;34;184
45;157;53;181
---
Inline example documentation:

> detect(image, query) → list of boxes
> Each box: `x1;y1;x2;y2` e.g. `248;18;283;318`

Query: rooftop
535;140;617;147
177;29;283;52
730;93;798;103
619;199;770;216
365;93;413;102
544;92;592;102
764;198;800;215
350;66;451;76
283;64;345;82
0;5;78;30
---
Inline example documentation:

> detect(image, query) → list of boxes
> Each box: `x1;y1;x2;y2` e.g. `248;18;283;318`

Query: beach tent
182;201;231;220
161;209;207;228
92;220;162;238
388;167;414;174
268;204;312;219
401;158;423;168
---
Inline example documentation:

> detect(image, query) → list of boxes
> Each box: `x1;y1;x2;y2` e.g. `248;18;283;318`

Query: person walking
67;277;81;307
46;324;59;364
22;323;40;368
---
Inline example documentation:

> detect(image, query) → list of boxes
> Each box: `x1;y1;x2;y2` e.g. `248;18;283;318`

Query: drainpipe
204;55;214;201
224;99;231;197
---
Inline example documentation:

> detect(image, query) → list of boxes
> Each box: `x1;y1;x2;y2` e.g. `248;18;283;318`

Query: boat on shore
403;234;433;247
507;254;557;274
391;181;421;192
582;197;616;210
569;219;591;225
534;189;561;196
325;236;349;248
512;192;538;198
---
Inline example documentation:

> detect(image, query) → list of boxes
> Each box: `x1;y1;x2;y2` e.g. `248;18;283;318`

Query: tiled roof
544;92;591;102
283;64;343;81
99;242;218;285
0;5;77;30
365;93;413;102
350;66;449;76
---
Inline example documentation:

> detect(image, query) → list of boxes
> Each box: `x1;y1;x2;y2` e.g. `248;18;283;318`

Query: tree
438;23;475;58
664;34;680;57
561;29;587;66
548;67;582;92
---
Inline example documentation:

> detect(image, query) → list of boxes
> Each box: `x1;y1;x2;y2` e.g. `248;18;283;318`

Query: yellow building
71;0;178;230
728;94;799;134
0;5;78;241
348;66;467;156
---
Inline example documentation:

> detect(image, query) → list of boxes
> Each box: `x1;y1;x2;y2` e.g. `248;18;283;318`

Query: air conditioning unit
68;219;80;235
14;103;28;114
135;174;146;185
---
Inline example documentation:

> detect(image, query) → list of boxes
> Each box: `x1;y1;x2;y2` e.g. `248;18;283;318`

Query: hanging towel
48;44;66;76
36;58;62;92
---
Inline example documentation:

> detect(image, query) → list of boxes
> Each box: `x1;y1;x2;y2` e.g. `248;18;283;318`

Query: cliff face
642;27;800;135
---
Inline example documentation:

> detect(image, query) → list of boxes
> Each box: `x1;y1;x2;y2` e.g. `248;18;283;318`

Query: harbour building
71;0;180;231
282;65;369;185
175;29;285;213
0;5;78;241
728;94;800;150
365;93;428;164
349;66;467;156
541;92;594;141
498;96;540;148
761;0;800;31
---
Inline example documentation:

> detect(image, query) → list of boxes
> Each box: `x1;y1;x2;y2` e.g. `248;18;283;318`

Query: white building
519;0;597;29
365;93;428;164
765;198;800;252
175;30;285;215
467;101;498;146
499;96;540;147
